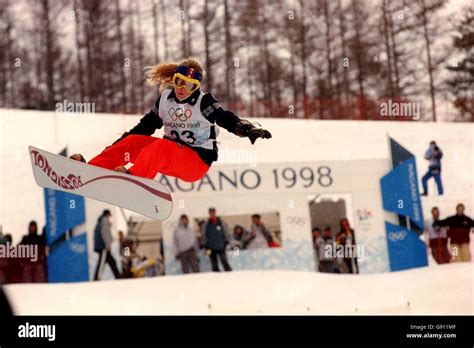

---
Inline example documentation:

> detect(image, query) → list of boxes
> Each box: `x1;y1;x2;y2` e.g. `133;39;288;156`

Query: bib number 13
171;130;196;144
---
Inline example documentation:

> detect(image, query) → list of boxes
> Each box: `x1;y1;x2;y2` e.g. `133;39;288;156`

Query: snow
4;262;472;315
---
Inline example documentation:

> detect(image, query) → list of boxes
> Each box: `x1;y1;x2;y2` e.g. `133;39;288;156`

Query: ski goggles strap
176;65;203;81
172;73;201;92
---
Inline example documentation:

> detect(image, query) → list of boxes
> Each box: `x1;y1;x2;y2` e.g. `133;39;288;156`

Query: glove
234;119;272;144
249;127;272;144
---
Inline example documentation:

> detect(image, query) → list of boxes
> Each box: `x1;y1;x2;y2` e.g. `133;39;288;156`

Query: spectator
0;234;12;246
421;141;443;196
19;221;45;245
18;222;46;282
436;203;473;262
202;208;232;272
424;207;450;264
118;231;134;278
93;209;121;280
195;219;206;248
312;227;321;247
131;256;158;278
248;214;274;249
118;231;126;254
230;225;252;250
316;226;336;273
173;214;200;274
312;227;322;270
336;218;359;274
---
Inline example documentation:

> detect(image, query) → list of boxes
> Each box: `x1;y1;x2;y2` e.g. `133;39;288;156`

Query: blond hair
145;58;205;91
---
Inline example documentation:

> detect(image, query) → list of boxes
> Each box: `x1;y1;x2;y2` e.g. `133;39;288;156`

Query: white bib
158;89;219;150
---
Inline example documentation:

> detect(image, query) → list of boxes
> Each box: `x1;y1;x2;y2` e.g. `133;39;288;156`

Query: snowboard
28;146;173;220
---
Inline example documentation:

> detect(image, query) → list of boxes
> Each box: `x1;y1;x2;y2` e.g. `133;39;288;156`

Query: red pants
88;135;209;182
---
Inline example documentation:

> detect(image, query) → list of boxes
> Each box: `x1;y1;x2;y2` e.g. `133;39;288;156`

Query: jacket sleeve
100;218;112;251
112;96;164;144
241;230;253;246
435;217;450;228
201;93;240;133
261;224;273;243
424;147;434;160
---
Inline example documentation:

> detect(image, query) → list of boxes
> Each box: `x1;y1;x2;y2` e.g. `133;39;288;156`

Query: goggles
172;73;201;92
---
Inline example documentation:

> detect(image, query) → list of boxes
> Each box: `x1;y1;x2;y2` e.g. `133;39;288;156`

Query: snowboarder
70;58;272;182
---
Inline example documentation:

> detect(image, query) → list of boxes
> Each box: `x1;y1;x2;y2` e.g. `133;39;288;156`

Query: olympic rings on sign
388;231;407;241
286;216;309;226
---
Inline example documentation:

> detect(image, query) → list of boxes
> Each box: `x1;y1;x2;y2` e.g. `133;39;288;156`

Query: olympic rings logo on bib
169;107;192;122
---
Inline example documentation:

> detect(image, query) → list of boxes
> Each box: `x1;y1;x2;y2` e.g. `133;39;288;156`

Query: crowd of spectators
0;220;47;284
311;218;359;274
425;203;473;264
172;208;280;274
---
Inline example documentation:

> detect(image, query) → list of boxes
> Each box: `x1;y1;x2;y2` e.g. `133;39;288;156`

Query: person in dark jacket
421;141;443;196
336;218;359;274
202;208;232;272
94;210;121;280
435;203;473;262
18;222;47;283
19;221;45;245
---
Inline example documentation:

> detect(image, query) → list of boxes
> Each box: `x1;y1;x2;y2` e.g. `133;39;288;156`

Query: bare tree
298;0;309;118
446;4;474;121
0;0;15;107
115;0;128;112
160;0;169;60
151;0;160;63
73;0;85;101
415;0;447;122
223;0;234;102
